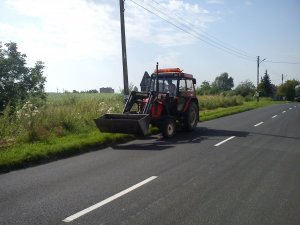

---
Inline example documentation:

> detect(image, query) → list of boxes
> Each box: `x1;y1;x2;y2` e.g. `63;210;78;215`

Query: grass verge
0;131;133;173
0;99;283;173
200;99;283;121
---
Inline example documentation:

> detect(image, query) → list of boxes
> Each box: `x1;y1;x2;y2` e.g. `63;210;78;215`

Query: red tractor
95;64;199;138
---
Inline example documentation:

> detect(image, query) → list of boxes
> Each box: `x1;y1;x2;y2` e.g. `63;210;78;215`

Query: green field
0;93;282;172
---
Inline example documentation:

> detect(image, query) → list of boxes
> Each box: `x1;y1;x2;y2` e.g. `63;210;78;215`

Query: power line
128;0;300;65
265;60;300;65
151;0;255;59
130;0;254;60
128;0;255;62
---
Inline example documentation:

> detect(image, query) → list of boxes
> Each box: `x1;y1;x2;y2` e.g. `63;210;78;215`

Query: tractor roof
152;68;194;79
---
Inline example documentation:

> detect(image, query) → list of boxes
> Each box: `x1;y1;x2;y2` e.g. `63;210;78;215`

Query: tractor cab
147;68;196;98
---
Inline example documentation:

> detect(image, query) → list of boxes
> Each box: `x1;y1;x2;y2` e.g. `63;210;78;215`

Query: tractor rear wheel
184;102;198;131
161;118;176;138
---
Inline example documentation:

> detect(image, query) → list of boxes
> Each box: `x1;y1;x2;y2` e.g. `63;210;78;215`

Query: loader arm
123;91;156;114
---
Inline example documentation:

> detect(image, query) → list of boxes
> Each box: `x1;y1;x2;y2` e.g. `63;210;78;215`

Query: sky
0;0;299;93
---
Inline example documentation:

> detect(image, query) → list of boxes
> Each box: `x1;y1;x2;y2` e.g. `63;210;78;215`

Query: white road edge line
272;115;278;118
254;122;264;127
214;136;235;147
62;176;158;223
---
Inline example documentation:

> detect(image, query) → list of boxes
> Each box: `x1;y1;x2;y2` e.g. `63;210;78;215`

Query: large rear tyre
184;102;198;131
161;118;176;138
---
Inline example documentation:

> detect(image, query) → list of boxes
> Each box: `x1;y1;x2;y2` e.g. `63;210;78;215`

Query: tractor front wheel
161;118;176;138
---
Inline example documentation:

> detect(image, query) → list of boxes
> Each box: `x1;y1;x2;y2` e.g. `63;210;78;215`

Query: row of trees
197;73;234;95
197;71;300;101
197;72;256;97
71;89;99;93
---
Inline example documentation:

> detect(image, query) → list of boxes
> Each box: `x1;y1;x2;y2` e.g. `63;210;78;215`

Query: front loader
94;65;199;138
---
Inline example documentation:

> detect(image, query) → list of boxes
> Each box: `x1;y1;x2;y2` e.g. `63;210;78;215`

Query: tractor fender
183;98;192;112
183;98;200;120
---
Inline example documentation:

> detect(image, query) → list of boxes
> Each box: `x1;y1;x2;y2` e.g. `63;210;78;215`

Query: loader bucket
94;114;150;136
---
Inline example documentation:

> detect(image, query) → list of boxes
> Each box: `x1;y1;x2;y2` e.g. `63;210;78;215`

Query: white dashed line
272;115;278;118
254;122;264;127
63;176;158;223
214;136;236;147
282;111;286;114
289;108;292;110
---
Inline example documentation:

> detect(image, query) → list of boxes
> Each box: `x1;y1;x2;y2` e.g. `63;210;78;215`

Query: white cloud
245;1;252;6
207;0;224;4
0;0;216;92
0;0;215;61
125;0;215;47
1;0;120;62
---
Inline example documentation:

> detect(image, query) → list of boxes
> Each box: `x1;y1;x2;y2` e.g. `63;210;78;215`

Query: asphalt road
1;103;299;225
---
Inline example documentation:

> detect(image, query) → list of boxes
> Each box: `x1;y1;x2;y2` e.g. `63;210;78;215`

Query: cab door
177;79;195;112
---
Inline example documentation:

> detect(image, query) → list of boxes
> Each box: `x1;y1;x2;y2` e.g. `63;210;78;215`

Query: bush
234;80;256;97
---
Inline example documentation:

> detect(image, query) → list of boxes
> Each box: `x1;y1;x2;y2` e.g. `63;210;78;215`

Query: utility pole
281;74;287;85
256;56;266;102
257;56;259;88
119;0;129;102
257;56;266;87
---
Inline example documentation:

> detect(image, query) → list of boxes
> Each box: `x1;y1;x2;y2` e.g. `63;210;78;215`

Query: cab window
179;79;195;97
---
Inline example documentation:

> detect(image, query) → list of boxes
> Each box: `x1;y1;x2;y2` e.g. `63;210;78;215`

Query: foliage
0;92;247;146
258;70;275;97
0;93;124;144
0;131;133;172
197;73;234;95
277;79;300;101
200;98;281;121
234;80;256;97
211;72;234;93
0;42;46;112
196;80;211;95
81;89;99;93
199;95;243;110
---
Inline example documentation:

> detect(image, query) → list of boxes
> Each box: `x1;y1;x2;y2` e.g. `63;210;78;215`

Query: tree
235;80;256;97
0;42;46;111
277;79;300;101
197;81;211;95
258;70;274;97
211;72;234;93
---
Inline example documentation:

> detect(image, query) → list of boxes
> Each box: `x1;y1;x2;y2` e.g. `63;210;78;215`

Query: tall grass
199;95;244;110
1;93;245;146
0;93;124;145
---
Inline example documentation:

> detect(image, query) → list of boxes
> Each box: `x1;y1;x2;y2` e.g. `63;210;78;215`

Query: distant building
100;87;114;93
